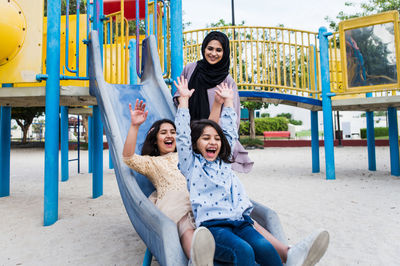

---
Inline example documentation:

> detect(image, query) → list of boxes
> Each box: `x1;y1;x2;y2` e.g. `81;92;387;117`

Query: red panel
103;0;146;20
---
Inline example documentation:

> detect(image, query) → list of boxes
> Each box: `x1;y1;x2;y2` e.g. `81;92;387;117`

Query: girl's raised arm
122;99;148;158
215;83;238;148
174;77;195;176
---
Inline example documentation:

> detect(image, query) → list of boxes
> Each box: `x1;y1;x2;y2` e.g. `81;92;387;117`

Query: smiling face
196;126;222;161
204;40;223;65
156;122;176;155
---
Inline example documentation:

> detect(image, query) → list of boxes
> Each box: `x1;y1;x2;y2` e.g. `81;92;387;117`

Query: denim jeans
201;216;282;266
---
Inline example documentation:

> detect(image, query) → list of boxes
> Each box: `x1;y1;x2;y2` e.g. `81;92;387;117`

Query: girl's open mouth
206;148;217;157
164;140;174;148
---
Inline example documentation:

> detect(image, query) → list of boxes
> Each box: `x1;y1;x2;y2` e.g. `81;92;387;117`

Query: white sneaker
188;227;215;266
286;229;329;266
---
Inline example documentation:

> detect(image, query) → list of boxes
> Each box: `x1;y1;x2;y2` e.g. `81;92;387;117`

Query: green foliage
277;112;292;119
326;0;400;31
261;113;270;118
241;101;269;111
289;119;303;125
240;117;288;135
12;107;45;143
239;137;264;147
360;127;389;138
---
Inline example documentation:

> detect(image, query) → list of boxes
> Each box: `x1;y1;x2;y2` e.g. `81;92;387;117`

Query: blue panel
238;91;322;108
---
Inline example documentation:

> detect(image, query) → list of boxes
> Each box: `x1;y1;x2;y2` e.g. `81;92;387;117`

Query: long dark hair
141;119;176;156
190;119;232;163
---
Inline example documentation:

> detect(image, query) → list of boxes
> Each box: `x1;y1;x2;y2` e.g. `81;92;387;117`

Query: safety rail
183;26;321;99
328;32;343;94
104;11;129;84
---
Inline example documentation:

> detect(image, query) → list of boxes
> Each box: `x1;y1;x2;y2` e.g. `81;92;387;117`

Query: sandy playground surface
0;146;399;266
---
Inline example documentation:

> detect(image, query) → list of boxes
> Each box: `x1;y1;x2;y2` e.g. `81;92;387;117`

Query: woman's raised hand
129;99;148;127
174;76;194;99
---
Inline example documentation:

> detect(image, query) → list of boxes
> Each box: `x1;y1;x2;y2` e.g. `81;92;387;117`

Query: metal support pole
311;111;320;173
366;111;376;171
88;112;93;173
318;27;335;180
77;115;81;173
44;0;61;226
142;249;153;266
388;107;400;176
129;39;138;85
0;88;12;197
61;106;69;181
336;111;342;146
92;106;103;198
170;0;183;95
366;92;376;171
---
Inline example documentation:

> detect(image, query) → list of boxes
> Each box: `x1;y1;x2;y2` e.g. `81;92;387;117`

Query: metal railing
104;11;129;84
183;26;321;99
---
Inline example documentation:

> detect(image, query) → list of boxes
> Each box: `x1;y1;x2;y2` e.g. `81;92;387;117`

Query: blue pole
88;112;93;173
143;249;153;266
318;27;335;180
93;106;103;198
0;84;12;197
129;39;138;85
366;111;376;171
109;151;114;169
61;106;69;181
170;0;183;96
44;0;61;226
365;92;376;171
92;0;103;198
388;107;400;176
311;111;320;173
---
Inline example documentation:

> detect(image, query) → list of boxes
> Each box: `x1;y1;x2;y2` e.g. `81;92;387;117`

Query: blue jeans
201;216;282;266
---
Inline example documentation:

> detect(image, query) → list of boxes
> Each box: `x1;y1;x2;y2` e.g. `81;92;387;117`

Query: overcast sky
182;0;364;32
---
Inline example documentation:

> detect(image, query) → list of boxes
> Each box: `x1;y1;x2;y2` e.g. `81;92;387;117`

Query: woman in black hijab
187;31;231;121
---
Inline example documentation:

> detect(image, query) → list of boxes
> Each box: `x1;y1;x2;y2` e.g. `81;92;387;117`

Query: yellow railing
328;32;343;94
103;11;129;84
183;26;321;99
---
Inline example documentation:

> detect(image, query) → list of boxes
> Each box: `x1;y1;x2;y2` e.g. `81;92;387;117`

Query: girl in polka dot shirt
174;77;283;266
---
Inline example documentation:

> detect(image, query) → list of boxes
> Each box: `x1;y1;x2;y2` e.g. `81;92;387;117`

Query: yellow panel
339;11;400;93
16;14;89;88
0;0;44;83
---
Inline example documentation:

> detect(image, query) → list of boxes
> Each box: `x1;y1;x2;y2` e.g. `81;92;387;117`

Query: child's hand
174;76;194;99
214;89;225;105
215;83;234;102
129;99;148;127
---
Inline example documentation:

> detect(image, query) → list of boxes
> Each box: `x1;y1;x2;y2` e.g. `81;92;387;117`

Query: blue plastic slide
88;30;287;266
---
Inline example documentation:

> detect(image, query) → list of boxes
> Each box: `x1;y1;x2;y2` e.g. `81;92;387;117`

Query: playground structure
1;0;400;264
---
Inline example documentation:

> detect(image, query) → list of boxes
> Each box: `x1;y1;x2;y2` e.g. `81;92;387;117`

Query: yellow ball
0;0;27;65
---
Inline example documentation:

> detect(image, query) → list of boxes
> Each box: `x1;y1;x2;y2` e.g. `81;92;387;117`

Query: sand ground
0;147;399;266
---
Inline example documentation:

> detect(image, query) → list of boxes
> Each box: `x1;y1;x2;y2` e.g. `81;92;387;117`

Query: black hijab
188;31;230;121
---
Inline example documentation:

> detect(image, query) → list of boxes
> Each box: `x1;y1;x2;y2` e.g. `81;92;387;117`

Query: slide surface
89;30;287;266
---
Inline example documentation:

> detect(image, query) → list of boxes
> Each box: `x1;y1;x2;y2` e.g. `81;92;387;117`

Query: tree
241;102;269;139
325;0;400;31
12;107;45;143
